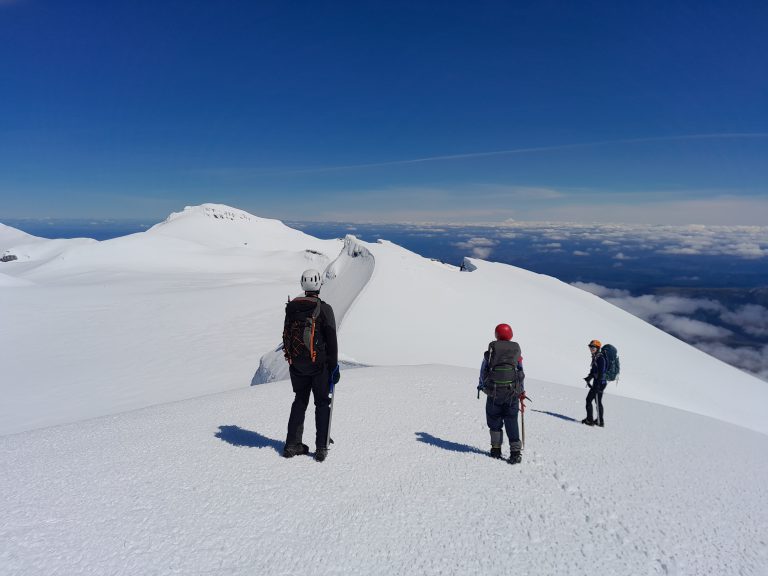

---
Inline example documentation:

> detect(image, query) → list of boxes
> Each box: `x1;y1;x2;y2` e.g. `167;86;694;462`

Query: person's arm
595;354;607;382
478;354;489;388
322;303;338;369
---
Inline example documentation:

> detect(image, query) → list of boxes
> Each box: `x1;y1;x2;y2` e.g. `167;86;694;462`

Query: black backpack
482;340;523;397
282;297;326;367
601;344;620;382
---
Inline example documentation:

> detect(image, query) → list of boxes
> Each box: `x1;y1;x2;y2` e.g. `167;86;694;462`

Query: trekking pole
326;379;336;449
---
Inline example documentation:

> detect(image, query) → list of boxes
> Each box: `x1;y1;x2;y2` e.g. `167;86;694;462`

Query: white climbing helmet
300;269;322;292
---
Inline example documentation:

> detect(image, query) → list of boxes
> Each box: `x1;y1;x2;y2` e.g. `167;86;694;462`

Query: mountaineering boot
508;440;522;465
581;418;595;426
315;447;328;462
489;430;503;459
283;443;309;458
597;420;605;427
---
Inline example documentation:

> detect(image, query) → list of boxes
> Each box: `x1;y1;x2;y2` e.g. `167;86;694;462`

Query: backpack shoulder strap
311;297;322;320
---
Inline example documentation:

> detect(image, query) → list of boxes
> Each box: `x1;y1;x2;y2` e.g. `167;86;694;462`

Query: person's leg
311;367;332;455
502;401;521;449
583;387;596;424
286;372;312;455
486;398;504;457
502;400;522;463
596;391;604;426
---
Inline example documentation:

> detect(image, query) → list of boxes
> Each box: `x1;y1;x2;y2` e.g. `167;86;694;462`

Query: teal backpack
601;344;621;382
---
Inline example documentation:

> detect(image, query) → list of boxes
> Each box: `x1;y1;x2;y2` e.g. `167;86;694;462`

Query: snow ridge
252;235;375;384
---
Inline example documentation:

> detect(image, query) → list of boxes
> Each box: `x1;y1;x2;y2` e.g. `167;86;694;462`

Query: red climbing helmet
494;323;513;341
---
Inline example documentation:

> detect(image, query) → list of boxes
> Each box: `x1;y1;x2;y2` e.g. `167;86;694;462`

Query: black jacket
284;295;338;375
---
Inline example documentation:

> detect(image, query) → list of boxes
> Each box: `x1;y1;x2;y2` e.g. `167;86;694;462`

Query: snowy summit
1;203;766;575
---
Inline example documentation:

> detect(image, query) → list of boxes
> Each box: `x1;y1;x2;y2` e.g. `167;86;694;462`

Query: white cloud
572;282;628;298
573;284;724;320
470;247;494;259
695;342;768;381
720;304;768;337
606;294;724;321
454;237;499;259
656;314;733;341
571;281;766;380
573;250;590;256
489;221;768;259
533;242;565;253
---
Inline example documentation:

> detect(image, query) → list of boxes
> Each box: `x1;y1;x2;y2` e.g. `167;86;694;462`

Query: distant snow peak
165;204;255;225
201;205;252;223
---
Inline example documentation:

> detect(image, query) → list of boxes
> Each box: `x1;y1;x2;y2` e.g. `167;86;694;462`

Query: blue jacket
588;353;607;389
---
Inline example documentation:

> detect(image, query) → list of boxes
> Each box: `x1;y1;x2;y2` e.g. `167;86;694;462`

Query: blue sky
1;0;766;223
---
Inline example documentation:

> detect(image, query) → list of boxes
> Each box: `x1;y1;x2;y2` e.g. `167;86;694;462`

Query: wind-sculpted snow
1;366;766;576
253;235;375;383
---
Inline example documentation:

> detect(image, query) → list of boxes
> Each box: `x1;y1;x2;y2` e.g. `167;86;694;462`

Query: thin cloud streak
241;132;768;175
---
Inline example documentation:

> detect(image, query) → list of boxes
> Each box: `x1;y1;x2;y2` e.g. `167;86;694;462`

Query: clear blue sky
1;0;766;224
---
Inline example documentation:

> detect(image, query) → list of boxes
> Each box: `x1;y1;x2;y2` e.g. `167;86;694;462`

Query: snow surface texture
1;367;767;576
2;204;768;575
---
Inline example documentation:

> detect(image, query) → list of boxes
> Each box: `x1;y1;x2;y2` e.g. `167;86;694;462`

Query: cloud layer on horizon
573;282;768;381
374;220;768;260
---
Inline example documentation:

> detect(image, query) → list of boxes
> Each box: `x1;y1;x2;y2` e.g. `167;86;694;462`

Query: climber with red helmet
478;323;526;464
582;339;606;427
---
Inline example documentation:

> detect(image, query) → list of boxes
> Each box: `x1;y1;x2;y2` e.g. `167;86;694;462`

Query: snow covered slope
333;243;768;433
0;205;341;434
2;204;767;575
1;203;766;436
1;367;766;576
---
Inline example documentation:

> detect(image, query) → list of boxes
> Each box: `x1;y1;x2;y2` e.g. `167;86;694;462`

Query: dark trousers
286;366;331;449
486;396;520;447
585;386;604;423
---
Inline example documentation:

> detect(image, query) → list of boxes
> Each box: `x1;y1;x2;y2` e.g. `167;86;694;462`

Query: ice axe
520;393;532;449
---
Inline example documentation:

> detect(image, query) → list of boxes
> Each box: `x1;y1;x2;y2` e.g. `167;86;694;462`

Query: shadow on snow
216;425;283;454
415;432;487;456
531;409;578;422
